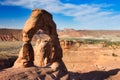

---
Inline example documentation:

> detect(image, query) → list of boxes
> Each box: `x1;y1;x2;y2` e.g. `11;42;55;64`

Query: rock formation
13;9;68;79
0;29;22;41
0;67;69;80
13;42;34;68
60;40;74;51
34;38;51;67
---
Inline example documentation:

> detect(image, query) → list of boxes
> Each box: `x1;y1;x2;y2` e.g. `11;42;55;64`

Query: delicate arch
22;9;62;62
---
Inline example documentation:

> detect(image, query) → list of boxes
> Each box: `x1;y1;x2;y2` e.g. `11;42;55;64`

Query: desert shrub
103;54;109;56
103;41;120;49
82;39;104;44
73;38;106;45
112;53;118;57
60;37;120;49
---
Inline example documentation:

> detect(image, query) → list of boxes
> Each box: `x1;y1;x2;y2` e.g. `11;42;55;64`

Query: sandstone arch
22;9;63;61
13;9;68;75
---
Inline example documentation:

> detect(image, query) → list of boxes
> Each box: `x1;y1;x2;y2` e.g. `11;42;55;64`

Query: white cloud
0;0;120;29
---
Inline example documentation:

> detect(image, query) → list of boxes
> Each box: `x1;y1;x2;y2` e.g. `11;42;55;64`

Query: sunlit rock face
12;9;68;79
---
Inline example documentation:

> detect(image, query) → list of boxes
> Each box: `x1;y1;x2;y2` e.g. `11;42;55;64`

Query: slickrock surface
0;67;69;80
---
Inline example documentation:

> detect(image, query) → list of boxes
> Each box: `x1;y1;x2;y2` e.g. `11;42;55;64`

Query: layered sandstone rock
34;39;51;67
0;67;70;80
12;9;68;79
60;40;74;51
0;29;22;41
13;42;34;68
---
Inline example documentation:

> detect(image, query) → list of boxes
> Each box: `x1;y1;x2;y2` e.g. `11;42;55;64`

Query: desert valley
0;28;120;80
0;7;120;80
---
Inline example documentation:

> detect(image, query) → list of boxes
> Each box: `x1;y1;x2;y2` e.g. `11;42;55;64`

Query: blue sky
0;0;120;30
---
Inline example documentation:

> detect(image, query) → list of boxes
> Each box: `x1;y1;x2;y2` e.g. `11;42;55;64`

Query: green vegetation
0;41;36;60
78;39;104;44
60;37;120;49
103;41;120;48
0;41;22;60
0;41;22;54
0;38;120;60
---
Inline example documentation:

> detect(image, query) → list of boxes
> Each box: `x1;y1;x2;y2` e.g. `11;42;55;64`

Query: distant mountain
0;29;22;41
1;28;120;41
58;28;120;38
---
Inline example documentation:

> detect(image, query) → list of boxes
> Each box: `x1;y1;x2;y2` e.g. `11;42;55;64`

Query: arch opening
13;9;63;68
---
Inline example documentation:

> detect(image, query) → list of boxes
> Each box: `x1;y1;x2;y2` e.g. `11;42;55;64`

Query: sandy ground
63;44;120;80
0;42;120;80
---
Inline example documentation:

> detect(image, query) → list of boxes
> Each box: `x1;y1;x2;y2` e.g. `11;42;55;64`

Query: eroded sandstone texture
34;39;51;67
13;9;68;79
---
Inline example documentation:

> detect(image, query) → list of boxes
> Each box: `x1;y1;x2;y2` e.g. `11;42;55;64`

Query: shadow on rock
69;68;120;80
0;56;17;70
